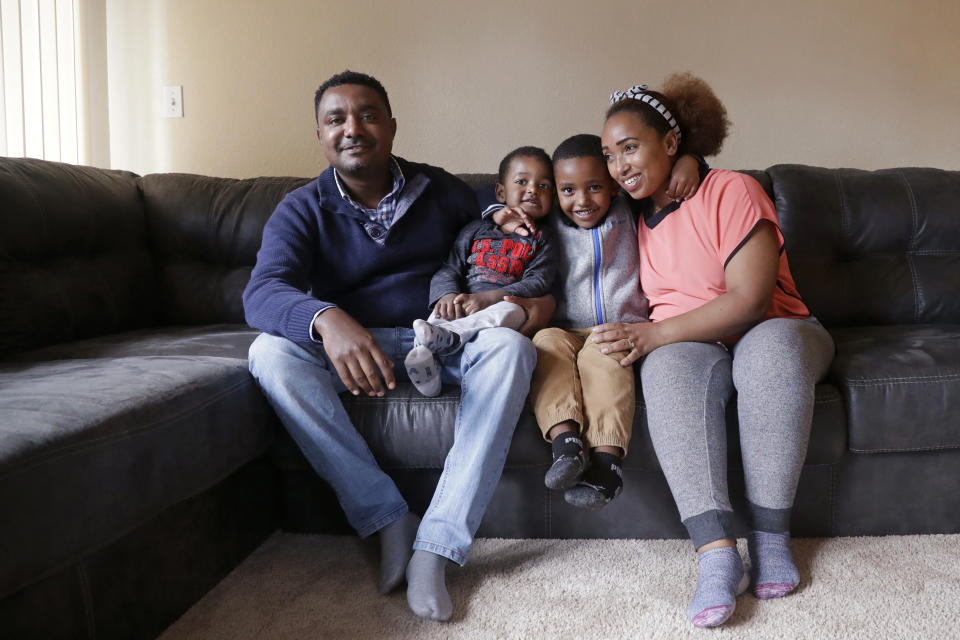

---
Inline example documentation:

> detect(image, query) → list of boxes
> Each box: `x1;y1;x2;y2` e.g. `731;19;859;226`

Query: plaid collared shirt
333;156;406;230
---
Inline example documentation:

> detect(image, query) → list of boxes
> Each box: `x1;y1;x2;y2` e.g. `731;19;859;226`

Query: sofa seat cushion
269;384;548;471
830;324;960;452
271;378;847;474
0;325;274;598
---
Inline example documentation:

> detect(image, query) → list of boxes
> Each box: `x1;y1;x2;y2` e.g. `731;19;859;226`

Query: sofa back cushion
141;174;310;324
0;158;154;356
769;165;960;327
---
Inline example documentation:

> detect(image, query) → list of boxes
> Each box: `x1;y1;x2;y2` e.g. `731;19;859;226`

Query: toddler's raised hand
492;205;537;236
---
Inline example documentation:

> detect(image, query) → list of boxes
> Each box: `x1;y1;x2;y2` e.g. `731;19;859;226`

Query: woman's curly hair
607;73;731;158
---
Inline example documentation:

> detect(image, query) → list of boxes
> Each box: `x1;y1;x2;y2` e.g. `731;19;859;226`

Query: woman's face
601;110;677;201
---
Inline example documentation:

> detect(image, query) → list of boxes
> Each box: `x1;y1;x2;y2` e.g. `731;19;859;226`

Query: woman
592;75;835;628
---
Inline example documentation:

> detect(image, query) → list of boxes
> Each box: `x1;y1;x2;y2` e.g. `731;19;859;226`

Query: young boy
492;135;701;508
403;146;556;397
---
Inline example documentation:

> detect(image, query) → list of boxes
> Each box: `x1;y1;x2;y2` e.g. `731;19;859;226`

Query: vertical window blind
1;0;79;163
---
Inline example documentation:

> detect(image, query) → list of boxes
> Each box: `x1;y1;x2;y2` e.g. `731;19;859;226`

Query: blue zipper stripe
592;227;603;324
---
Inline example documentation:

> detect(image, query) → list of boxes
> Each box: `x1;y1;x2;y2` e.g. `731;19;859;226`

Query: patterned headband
609;84;682;142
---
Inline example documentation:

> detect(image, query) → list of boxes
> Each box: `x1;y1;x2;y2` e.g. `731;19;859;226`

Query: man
243;70;539;621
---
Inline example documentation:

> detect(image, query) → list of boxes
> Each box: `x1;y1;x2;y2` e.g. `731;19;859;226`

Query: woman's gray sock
406;550;452;621
686;547;749;628
378;512;420;594
748;530;800;599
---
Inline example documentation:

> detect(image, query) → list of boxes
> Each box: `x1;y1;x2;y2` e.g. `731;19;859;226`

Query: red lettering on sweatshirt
470;234;539;281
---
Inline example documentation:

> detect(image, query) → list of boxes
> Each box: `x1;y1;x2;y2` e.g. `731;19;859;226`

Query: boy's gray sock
563;452;622;509
748;530;800;599
406;550;452;621
378;512;420;594
686;547;749;628
545;432;585;490
414;319;460;356
404;345;442;397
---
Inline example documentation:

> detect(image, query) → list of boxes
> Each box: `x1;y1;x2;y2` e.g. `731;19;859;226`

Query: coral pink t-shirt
638;169;809;323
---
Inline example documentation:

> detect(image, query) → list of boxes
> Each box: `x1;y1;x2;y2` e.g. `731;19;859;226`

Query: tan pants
529;327;635;455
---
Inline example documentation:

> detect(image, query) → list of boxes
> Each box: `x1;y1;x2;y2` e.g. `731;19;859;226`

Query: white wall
104;0;960;177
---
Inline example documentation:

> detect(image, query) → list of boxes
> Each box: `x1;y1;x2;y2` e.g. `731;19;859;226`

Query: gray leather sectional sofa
2;157;958;639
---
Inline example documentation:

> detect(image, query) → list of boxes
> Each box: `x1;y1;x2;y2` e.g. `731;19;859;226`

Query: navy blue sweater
243;157;479;344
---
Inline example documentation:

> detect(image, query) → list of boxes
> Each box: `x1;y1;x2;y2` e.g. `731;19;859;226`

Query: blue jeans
248;326;536;565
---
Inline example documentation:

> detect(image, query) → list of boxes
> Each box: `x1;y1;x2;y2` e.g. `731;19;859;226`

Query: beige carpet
159;532;958;639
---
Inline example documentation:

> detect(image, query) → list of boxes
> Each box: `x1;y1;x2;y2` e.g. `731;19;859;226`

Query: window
1;0;80;162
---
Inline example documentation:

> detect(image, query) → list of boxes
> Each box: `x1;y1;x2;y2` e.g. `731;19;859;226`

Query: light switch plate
163;86;183;118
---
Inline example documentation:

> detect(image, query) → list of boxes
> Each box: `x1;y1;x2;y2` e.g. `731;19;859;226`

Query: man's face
316;84;396;177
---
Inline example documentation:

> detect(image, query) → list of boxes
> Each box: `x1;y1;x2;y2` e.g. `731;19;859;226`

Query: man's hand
503;294;555;337
492;205;537;236
591;321;666;366
312;308;396;396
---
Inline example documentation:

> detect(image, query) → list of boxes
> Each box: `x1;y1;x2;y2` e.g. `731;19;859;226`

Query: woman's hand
591;321;666;366
492;205;537;236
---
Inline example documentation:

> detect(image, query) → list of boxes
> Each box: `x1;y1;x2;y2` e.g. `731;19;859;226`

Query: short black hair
497;146;552;184
552;134;603;164
314;70;392;122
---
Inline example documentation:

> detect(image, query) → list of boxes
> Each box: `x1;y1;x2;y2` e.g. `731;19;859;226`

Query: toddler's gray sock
404;345;442;397
414;319;460;355
378;512;420;594
406;550;452;621
686;547;749;628
748;530;800;599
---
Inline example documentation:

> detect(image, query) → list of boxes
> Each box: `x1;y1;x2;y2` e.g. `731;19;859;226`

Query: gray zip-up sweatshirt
481;196;648;327
546;196;649;328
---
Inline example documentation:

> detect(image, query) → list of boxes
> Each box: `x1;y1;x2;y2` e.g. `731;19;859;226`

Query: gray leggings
640;317;835;548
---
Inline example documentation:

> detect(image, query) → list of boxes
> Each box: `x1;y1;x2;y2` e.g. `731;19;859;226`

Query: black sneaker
545;433;586;490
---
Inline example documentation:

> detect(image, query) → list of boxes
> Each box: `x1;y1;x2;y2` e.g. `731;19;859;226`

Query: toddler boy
403;146;556;396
